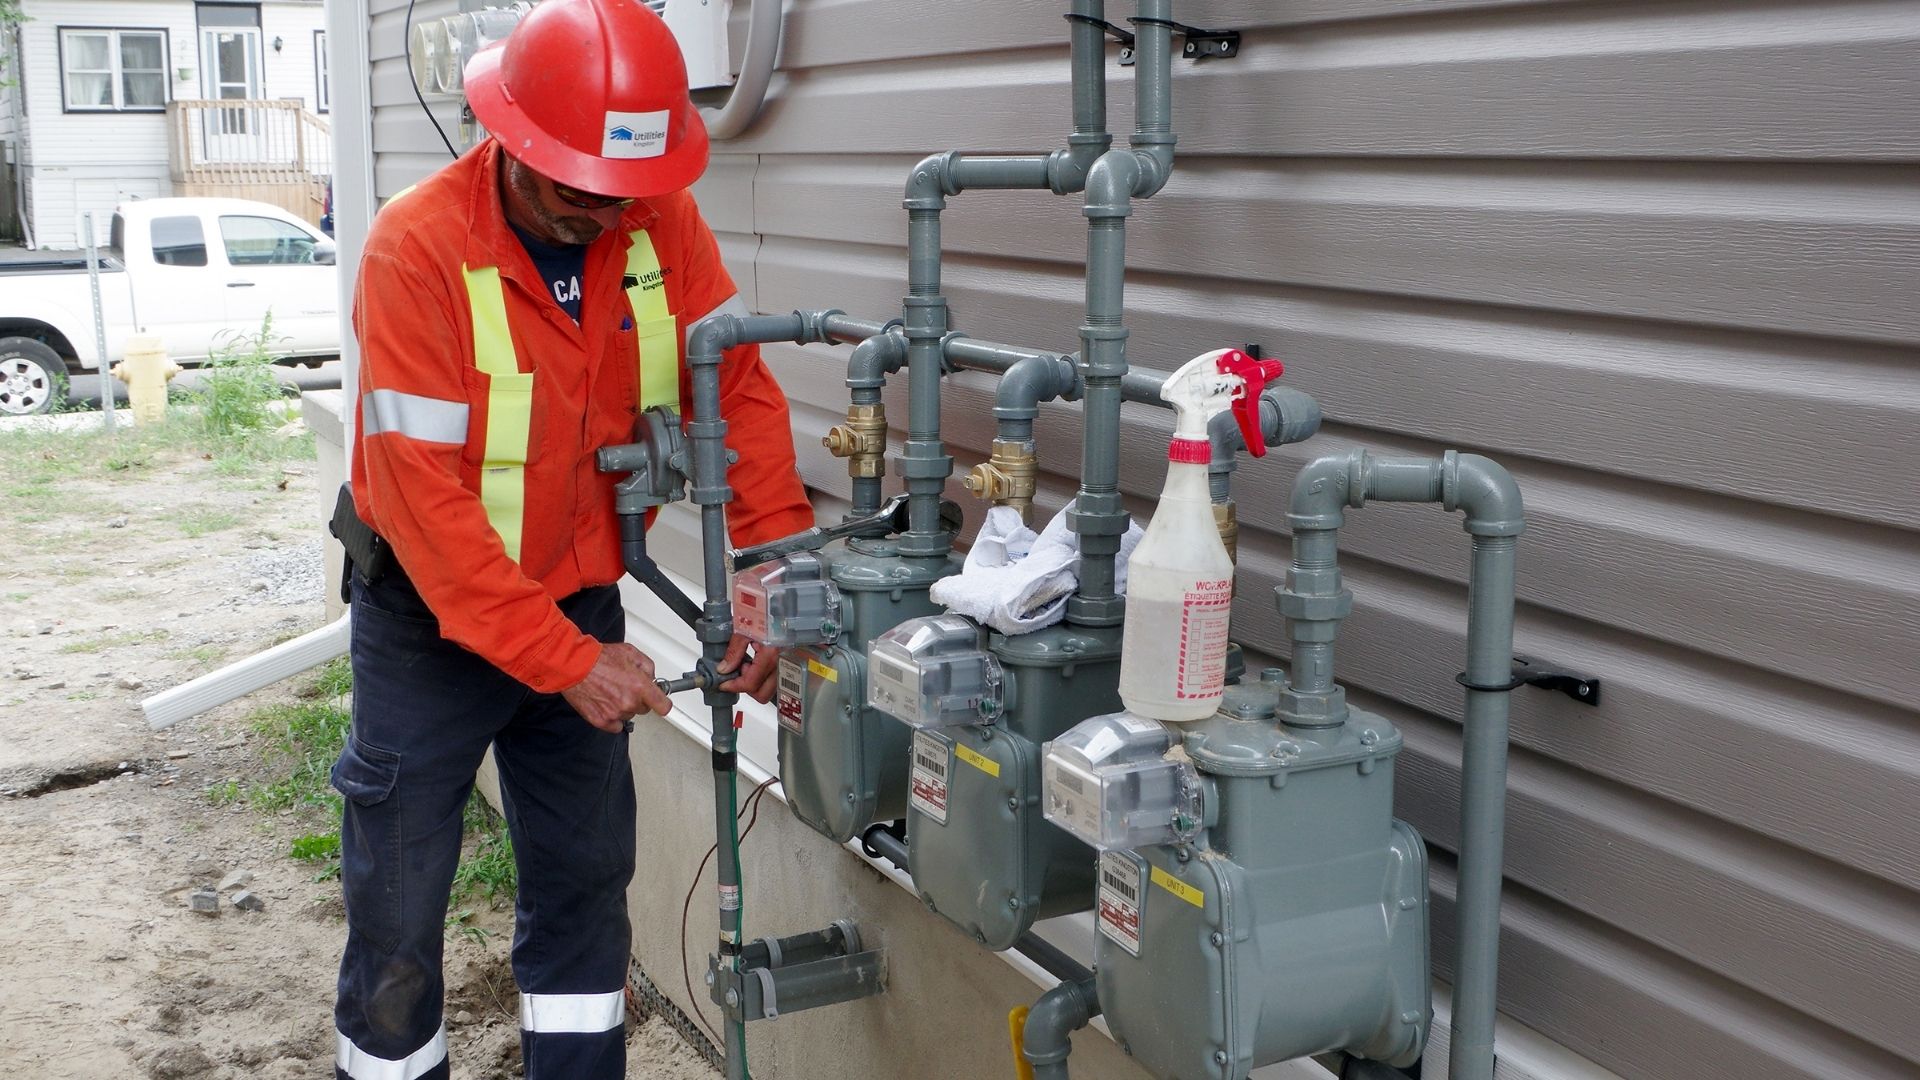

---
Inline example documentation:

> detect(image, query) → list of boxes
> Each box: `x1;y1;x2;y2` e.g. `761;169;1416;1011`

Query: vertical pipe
685;319;747;1080
898;191;954;553
1449;533;1517;1080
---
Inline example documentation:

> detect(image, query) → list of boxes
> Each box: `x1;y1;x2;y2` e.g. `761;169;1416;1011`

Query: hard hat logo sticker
602;109;670;160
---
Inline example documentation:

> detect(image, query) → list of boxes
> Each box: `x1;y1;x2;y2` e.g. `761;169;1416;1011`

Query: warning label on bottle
909;730;951;825
1175;579;1234;699
1096;850;1146;956
776;654;806;734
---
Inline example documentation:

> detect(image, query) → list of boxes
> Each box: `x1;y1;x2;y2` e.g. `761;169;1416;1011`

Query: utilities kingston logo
602;110;670;160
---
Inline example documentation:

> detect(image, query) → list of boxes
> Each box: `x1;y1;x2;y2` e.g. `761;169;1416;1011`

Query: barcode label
909;730;951;825
1096;850;1145;956
776;654;806;734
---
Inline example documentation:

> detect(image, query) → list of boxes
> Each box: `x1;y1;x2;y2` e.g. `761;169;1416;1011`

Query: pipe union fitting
1277;685;1348;728
1276;588;1354;623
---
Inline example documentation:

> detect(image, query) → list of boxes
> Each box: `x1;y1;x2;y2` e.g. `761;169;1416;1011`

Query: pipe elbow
1083;151;1140;218
905;151;960;210
846;328;908;392
1022;977;1099;1069
1129;143;1176;199
1289;449;1367;532
995;352;1080;422
685;312;740;367
1208;408;1246;475
1261;386;1323;448
1446;451;1525;537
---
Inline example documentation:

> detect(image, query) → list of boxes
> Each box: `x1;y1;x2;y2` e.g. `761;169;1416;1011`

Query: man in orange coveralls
330;1;812;1076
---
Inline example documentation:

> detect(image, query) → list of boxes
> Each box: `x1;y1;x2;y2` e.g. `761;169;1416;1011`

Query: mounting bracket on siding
1457;655;1603;706
1068;12;1241;65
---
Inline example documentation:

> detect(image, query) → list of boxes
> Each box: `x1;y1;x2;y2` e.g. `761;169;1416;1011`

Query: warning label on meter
1096;850;1145;956
776;654;806;734
909;730;951;825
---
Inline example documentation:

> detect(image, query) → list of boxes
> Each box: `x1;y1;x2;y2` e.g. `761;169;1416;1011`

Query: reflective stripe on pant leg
336;1024;448;1080
623;229;679;410
520;991;626;1034
461;264;532;562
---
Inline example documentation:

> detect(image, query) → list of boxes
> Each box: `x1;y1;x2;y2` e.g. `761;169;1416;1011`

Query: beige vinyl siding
365;2;1920;1077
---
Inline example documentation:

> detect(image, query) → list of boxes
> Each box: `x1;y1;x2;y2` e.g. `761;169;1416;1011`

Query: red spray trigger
1215;349;1285;458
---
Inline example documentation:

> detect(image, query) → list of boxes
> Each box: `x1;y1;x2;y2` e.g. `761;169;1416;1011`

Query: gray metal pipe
1023;976;1101;1080
1207;385;1325;501
684;307;853;1080
992;350;1081;442
1128;0;1177;196
1275;448;1523;1080
1051;0;1115;191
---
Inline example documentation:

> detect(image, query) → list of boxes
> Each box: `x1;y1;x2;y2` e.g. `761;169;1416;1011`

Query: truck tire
0;337;70;416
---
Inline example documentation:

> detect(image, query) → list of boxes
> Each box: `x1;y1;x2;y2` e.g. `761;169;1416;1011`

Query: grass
211;658;518;910
171;504;245;538
58;627;171;654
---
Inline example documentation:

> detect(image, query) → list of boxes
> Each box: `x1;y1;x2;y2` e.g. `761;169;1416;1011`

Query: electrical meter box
777;539;959;844
867;615;1005;727
1094;683;1432;1078
733;552;842;648
1042;711;1203;852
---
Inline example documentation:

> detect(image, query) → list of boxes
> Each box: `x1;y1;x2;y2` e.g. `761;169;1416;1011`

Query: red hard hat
464;0;710;198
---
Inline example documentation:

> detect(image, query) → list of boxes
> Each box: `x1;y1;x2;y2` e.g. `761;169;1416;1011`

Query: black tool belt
329;482;395;603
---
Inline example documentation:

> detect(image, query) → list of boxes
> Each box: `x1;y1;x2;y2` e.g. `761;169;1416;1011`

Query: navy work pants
332;569;635;1080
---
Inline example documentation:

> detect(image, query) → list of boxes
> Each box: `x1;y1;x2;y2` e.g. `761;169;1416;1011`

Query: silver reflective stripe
694;292;752;324
361;389;470;444
520;990;625;1033
335;1025;447;1080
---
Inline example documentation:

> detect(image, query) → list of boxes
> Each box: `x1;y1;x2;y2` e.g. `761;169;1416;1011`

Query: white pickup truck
0;197;341;415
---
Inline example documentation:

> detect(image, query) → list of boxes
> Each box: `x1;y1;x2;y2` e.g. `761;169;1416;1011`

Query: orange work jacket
350;139;813;693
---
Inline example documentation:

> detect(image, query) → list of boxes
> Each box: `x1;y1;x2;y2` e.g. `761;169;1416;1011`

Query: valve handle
1215;348;1285;458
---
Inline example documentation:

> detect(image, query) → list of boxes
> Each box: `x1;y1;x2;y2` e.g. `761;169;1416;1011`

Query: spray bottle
1119;347;1285;720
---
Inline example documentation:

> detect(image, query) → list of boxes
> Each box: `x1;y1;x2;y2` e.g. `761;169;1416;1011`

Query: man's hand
719;634;780;703
561;643;674;733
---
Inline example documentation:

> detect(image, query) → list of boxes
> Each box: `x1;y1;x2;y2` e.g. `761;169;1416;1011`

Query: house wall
16;0;324;247
357;3;1920;1079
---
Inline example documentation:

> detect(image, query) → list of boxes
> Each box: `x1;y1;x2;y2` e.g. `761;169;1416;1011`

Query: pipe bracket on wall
1456;655;1602;706
1119;19;1240;65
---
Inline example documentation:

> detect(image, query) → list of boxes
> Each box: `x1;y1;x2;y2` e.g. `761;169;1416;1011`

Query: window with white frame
314;30;329;113
61;28;169;112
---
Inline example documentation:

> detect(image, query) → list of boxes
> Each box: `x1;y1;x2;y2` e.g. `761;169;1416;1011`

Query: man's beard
507;159;605;246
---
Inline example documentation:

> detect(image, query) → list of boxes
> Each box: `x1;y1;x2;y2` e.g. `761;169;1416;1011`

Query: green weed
58;627;171;654
290;832;342;861
194;317;287;444
172;504;244;538
452;793;518;904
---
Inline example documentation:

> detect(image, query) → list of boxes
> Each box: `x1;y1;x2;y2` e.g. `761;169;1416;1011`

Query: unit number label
776;654;806;734
1096;850;1146;956
909;730;951;825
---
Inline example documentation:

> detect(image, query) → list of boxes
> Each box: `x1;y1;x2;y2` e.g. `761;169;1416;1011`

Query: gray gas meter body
777;538;959;843
903;623;1126;949
1091;680;1432;1078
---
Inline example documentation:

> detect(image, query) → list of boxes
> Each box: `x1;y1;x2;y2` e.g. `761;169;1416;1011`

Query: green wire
726;767;749;1079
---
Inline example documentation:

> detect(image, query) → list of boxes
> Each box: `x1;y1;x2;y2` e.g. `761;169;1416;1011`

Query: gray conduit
700;0;786;140
1023;975;1101;1080
1281;449;1524;1080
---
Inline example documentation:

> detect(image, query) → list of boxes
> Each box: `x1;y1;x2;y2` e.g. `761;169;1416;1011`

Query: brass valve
1214;500;1239;566
822;403;887;479
962;438;1039;522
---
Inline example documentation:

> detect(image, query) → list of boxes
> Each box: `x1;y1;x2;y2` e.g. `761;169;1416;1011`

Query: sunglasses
551;181;634;211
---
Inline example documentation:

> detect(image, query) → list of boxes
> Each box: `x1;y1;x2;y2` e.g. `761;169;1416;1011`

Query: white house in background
0;0;331;249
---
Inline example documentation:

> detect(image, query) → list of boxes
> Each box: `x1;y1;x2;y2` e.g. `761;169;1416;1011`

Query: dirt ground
0;412;715;1079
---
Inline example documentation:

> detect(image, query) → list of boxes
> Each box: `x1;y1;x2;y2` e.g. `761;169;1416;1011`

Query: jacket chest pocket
461;366;544;470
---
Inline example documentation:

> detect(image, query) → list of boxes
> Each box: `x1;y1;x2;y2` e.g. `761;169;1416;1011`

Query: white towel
931;501;1146;636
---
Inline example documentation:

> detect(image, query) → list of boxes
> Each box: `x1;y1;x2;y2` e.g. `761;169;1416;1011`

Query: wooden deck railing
166;100;333;226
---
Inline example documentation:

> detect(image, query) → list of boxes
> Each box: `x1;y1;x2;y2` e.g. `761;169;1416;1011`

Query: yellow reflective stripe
462;265;520;378
624;229;679;410
461;263;531;561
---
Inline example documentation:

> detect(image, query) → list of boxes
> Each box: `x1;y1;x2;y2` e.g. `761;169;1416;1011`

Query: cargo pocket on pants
332;737;404;954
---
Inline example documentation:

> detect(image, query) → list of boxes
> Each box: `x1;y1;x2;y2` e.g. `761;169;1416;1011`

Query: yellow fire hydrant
110;335;181;425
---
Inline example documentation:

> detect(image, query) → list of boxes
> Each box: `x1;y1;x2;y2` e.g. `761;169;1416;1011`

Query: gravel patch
236;540;326;607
